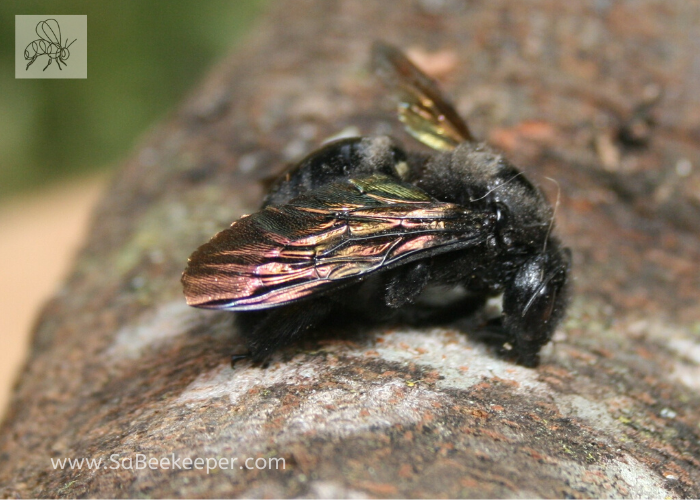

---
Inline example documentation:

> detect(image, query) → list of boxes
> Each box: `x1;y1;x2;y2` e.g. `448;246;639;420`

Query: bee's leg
235;299;334;363
338;262;431;323
410;294;490;326
352;262;488;325
384;261;432;309
230;353;250;368
43;58;52;71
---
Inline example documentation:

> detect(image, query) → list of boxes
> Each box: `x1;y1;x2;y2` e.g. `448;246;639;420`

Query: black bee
182;42;571;367
24;19;76;71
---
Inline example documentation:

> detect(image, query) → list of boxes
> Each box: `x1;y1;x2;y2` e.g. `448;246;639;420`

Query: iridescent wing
371;41;473;151
182;174;491;311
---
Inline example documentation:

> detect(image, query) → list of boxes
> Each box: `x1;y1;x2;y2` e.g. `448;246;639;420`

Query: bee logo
24;18;76;71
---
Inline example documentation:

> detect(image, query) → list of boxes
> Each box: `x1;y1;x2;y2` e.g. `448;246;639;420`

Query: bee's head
502;243;572;366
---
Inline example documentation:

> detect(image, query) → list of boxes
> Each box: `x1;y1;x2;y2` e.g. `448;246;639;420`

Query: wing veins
372;41;474;151
182;174;491;310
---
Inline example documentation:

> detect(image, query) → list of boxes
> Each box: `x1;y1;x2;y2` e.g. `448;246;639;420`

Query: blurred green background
0;0;266;200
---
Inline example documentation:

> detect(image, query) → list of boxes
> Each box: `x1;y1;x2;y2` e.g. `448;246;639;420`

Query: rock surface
1;1;700;497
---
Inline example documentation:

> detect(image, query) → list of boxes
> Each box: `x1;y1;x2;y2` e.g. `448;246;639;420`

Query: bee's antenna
469;172;524;202
542;176;560;254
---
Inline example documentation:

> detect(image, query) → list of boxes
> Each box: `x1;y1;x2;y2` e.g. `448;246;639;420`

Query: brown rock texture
2;1;700;497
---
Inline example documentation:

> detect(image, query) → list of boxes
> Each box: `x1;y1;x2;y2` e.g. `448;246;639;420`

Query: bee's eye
538;287;557;323
536;266;568;324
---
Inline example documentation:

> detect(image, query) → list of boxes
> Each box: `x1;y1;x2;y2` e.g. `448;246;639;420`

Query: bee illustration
24;19;77;71
182;42;571;367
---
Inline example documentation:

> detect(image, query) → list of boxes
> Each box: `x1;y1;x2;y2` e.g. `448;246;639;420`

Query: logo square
16;15;87;79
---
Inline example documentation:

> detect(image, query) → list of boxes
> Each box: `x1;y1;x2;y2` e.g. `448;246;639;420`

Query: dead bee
182;42;571;367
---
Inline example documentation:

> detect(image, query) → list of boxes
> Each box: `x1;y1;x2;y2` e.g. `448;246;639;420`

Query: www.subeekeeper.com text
51;454;285;474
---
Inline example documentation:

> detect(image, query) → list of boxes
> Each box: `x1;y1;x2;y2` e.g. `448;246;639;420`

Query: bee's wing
182;174;491;311
371;41;473;151
37;19;62;44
